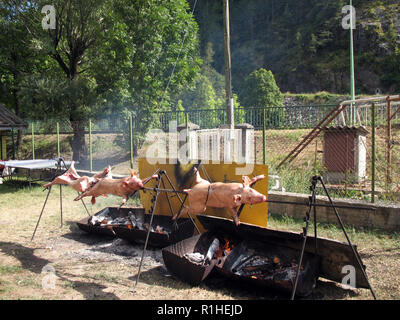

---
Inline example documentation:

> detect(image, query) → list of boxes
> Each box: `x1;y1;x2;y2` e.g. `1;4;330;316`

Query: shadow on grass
311;279;360;300
0;179;44;194
0;241;50;274
131;266;354;300
61;229;115;246
56;272;121;300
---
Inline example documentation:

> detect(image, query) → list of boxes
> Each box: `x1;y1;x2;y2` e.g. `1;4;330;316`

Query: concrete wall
268;191;400;231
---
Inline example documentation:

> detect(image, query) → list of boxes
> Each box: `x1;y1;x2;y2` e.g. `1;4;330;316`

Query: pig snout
243;188;267;204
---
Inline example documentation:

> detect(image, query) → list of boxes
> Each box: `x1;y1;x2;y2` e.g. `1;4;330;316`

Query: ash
48;231;164;268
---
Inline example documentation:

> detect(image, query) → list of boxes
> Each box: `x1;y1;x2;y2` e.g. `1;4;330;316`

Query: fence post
185;112;189;158
57;122;60;158
371;103;376;203
263;108;266;165
129;114;134;169
32;122;35;160
89;119;93;172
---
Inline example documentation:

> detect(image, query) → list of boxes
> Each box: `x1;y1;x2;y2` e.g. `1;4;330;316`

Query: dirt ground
0;180;399;300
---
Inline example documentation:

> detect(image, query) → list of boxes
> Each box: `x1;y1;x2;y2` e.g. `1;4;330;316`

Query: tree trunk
70;121;87;162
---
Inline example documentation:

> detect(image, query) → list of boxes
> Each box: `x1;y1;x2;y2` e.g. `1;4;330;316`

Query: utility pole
223;0;234;129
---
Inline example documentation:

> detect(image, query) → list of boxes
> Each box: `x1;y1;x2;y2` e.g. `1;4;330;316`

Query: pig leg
74;180;103;201
229;207;240;226
43;161;80;189
93;166;112;179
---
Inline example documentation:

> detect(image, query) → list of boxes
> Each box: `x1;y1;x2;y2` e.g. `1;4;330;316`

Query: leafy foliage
241;68;283;108
1;0;201;160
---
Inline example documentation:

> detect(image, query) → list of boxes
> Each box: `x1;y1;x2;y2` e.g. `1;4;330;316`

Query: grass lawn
0;179;399;300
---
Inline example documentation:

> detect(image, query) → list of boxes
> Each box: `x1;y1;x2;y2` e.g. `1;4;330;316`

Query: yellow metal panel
138;158;268;231
0;133;6;159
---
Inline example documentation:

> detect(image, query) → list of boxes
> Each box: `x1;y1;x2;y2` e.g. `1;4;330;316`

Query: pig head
173;168;266;226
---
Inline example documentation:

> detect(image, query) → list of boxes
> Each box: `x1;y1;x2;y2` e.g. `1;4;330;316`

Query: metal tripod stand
31;158;91;241
290;175;376;300
134;169;201;286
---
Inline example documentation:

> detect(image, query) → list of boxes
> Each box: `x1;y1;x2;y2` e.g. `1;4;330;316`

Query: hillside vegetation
189;0;400;95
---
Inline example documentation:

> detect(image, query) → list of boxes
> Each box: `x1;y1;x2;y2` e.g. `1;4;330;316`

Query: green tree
0;3;44;154
241;68;283;108
7;0;200;160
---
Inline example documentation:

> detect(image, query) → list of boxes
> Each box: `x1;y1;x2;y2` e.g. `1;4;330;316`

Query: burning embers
183;237;235;266
222;241;303;282
88;208;169;235
77;207;195;248
163;229;319;297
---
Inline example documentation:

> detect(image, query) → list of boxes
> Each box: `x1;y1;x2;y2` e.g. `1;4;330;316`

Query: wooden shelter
0;104;28;159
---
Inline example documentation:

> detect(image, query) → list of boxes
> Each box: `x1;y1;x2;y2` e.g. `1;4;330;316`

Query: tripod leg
60;185;63;227
162;171;201;234
291;176;318;300
318;176;376;300
135;174;162;286
160;173;174;218
291;197;313;299
31;186;52;241
78;192;91;217
313;190;318;254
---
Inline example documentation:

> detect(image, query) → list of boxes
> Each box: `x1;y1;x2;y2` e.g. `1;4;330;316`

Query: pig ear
233;194;242;206
129;169;137;177
242;176;251;186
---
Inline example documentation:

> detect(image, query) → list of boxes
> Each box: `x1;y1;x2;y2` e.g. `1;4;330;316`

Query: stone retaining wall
268;191;400;231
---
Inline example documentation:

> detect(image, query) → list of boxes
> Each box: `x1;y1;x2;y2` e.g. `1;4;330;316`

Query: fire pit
214;237;319;297
76;206;130;237
161;232;218;285
162;214;370;297
163;229;318;296
77;206;195;247
112;213;195;248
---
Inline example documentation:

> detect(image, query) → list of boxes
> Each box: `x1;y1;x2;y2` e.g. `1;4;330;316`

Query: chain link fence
3;99;399;203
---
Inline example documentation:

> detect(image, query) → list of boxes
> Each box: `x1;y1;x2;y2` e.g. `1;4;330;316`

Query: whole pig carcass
43;161;111;193
173;168;266;226
74;169;158;205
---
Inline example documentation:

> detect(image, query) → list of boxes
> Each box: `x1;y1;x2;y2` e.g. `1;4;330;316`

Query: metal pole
136;173;162;286
263;108;266;165
371;103;376;203
129;115;134;169
185;112;189;159
349;0;356;124
32;122;35;160
223;0;234;128
318;176;376;300
11;127;15;160
386;97;392;191
89;119;93;172
60;185;63;227
57;122;60;158
31;187;52;241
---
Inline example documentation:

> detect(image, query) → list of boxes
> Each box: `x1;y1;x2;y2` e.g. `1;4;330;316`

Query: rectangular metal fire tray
77;206;195;248
162;233;217;285
112;215;195;248
196;214;369;289
76;206;133;237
